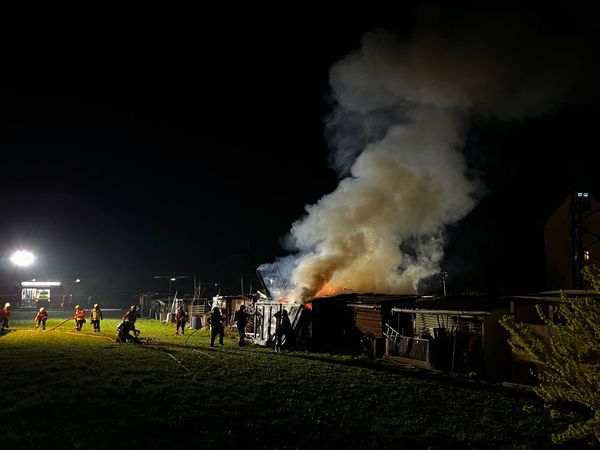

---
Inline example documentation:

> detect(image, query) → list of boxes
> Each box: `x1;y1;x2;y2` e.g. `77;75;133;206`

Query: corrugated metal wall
253;302;305;346
414;313;483;336
353;309;383;337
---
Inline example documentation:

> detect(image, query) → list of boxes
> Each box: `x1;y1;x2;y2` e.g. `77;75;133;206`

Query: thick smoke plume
265;6;593;302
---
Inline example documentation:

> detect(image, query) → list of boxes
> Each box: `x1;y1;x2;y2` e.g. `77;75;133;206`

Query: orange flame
315;283;341;298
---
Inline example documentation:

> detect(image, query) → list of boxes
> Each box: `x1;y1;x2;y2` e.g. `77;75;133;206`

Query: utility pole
440;271;449;297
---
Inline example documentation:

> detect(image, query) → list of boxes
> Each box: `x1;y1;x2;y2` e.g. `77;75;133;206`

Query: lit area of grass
0;310;586;449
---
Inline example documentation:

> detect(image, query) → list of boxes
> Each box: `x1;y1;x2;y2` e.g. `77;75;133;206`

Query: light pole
154;275;195;295
154;275;177;294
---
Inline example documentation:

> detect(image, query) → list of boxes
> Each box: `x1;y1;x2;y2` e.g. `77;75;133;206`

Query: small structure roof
391;295;509;315
310;293;420;308
508;289;600;305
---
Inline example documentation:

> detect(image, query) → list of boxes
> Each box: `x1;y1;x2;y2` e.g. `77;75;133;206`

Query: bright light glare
10;250;35;267
21;281;61;287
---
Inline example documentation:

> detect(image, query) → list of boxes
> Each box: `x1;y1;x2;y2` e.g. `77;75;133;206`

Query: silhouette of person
175;306;188;335
234;305;253;346
209;306;225;346
274;309;293;352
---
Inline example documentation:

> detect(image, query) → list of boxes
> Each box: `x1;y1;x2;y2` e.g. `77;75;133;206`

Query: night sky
1;1;599;296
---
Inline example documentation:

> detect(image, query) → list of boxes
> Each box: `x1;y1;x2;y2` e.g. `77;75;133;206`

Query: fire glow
315;284;339;297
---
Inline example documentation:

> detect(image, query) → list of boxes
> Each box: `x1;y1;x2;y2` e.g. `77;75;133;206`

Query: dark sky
1;1;599;295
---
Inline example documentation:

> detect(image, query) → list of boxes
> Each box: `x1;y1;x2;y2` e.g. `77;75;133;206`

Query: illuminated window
577;192;589;198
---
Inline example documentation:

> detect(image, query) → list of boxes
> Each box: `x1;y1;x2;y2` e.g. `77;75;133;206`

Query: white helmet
4;302;10;308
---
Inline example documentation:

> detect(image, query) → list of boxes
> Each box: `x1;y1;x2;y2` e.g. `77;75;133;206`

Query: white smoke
290;104;477;299
268;5;595;302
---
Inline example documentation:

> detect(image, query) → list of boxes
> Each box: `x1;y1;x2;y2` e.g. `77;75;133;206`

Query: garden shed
385;296;511;377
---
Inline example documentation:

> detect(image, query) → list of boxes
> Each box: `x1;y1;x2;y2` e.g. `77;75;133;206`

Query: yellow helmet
75;304;81;309
94;304;99;308
40;307;45;312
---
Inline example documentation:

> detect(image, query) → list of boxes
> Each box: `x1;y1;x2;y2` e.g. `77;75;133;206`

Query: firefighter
34;307;48;330
208;306;225;346
116;319;141;343
175;305;188;336
274;309;294;352
74;305;86;331
122;305;140;336
89;303;103;332
123;305;140;323
234;304;253;346
0;302;11;331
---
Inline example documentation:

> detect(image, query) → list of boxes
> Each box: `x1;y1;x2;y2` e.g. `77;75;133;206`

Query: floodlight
10;250;35;267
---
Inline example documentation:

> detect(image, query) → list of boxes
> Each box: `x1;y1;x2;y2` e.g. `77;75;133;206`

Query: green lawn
0;310;588;449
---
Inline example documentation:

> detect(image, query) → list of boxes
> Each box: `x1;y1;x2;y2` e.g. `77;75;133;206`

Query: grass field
0;310;588;449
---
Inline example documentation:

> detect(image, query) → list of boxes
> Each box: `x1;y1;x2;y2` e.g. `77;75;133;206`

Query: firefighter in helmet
0;302;11;331
74;305;86;331
116;318;141;343
34;307;48;330
121;305;140;336
123;305;140;323
89;303;103;332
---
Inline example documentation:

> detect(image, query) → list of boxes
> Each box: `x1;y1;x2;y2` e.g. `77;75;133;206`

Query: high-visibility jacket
75;309;85;320
0;307;11;319
90;308;103;320
34;311;48;321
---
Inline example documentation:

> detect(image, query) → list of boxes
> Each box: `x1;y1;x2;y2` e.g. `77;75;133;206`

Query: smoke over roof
264;3;598;302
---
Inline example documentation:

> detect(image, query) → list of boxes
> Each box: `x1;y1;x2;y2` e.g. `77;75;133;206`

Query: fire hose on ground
184;315;204;346
44;317;75;332
184;328;201;347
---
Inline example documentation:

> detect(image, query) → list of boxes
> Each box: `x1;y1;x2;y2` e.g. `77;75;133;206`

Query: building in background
544;191;600;289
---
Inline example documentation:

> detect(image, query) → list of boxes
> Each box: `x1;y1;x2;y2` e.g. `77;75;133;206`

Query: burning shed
253;289;419;355
253;265;418;354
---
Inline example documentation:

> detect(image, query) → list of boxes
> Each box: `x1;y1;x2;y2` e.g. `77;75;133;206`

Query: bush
500;266;600;445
